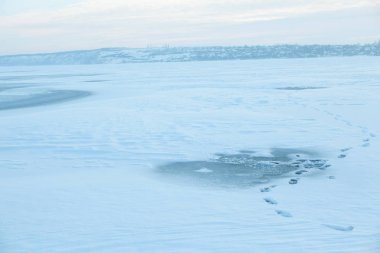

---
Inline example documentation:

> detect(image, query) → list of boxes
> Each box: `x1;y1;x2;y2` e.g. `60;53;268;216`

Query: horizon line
1;41;379;57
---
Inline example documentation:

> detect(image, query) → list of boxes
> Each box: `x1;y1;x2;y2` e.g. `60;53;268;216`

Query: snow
0;56;380;252
0;43;379;66
195;168;213;173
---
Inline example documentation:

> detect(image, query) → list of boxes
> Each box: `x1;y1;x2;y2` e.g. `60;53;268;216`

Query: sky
0;0;379;55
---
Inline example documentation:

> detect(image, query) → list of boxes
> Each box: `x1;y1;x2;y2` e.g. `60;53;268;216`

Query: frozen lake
0;57;380;252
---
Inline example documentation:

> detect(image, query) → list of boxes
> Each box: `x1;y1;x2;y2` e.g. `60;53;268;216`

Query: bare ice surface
158;148;328;187
276;86;327;90
0;89;91;110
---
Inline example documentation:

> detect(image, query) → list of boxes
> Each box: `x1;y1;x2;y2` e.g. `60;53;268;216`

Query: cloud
0;0;379;54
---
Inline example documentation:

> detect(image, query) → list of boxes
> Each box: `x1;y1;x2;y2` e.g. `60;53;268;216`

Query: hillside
0;43;379;66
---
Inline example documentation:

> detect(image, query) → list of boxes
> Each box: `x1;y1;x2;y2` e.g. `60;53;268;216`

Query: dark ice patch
157;148;328;187
0;83;32;92
0;73;102;81
276;86;327;90
0;90;91;111
83;80;110;83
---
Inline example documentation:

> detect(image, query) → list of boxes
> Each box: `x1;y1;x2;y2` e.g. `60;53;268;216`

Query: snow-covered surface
0;57;380;252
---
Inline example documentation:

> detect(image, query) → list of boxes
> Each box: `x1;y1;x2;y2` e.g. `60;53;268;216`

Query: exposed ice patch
276;86;327;90
157;148;328;187
0;83;33;92
0;73;102;81
83;79;110;83
0;89;91;111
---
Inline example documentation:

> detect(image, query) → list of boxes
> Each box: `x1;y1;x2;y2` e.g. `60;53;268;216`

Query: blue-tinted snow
0;57;380;253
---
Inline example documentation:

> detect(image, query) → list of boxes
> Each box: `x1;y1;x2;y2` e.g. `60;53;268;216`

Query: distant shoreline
0;43;379;66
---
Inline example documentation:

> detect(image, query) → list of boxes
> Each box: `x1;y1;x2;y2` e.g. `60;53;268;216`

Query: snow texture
0;56;380;253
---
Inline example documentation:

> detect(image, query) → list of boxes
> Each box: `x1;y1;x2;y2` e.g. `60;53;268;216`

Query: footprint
295;169;308;175
289;178;298;184
275;210;292;218
260;185;277;193
338;154;346;159
260;187;271;193
361;138;370;147
319;164;331;170
328;176;336;179
370;133;376;138
340;147;352;152
323;224;354;232
263;197;278;205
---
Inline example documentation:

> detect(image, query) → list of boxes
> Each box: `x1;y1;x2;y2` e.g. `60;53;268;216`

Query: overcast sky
0;0;379;55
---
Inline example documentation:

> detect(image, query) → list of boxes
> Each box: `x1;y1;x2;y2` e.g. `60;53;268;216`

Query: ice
0;89;91;110
0;56;380;253
157;149;327;188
